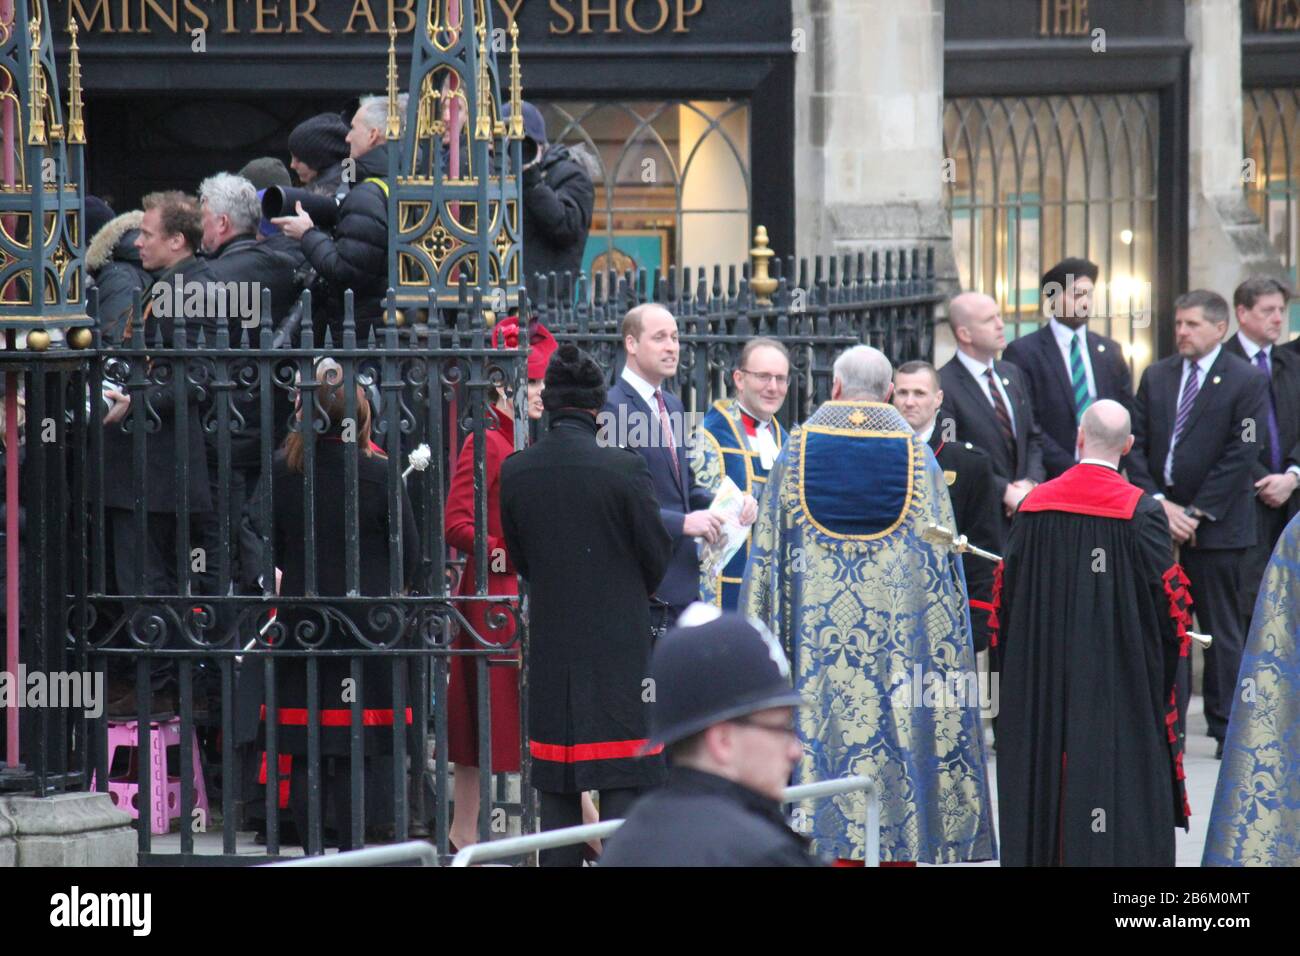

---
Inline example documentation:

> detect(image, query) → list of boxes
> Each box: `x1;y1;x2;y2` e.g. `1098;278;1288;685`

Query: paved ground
152;695;1227;865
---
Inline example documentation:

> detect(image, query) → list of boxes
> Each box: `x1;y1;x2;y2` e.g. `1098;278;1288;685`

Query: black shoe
1215;739;1224;760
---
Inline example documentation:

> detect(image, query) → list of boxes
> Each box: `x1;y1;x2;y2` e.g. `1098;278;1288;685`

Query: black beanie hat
84;195;115;242
288;113;351;174
542;343;607;412
238;157;292;191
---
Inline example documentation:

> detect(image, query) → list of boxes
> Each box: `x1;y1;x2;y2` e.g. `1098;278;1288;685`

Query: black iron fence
534;247;943;429
0;247;941;864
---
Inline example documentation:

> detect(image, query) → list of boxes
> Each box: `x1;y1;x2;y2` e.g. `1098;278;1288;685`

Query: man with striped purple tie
1126;290;1271;758
1003;259;1134;479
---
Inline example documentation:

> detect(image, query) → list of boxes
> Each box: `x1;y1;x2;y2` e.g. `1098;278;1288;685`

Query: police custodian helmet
646;603;806;748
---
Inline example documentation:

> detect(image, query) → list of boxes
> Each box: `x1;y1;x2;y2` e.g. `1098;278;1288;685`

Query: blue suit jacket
602;378;713;609
1002;324;1134;478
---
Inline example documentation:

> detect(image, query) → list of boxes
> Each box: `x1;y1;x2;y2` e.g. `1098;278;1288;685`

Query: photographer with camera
288;112;353;201
507;101;596;301
271;94;407;344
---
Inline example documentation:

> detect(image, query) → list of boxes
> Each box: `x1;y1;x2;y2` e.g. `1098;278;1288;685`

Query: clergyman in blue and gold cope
1203;511;1300;866
739;346;996;864
690;338;790;610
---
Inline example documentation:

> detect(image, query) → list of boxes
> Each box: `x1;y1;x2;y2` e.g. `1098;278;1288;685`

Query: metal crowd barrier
271;773;879;867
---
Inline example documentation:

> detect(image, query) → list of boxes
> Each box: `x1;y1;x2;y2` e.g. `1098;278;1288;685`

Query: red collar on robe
1017;462;1143;520
737;406;769;438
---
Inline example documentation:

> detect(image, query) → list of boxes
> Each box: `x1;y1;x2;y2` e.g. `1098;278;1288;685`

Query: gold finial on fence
749;225;778;305
474;23;492;141
508;20;523;139
68;20;85;145
28;18;47;146
386;20;402;140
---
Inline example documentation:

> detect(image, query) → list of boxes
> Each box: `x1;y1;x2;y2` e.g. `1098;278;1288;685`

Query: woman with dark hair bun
244;358;420;849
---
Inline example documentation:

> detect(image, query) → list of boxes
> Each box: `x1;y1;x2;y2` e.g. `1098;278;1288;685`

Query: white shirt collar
1049;317;1087;349
1190;343;1222;376
1078;457;1118;471
735;401;772;430
620;364;661;407
956;348;994;381
916;417;936;445
1236;330;1270;362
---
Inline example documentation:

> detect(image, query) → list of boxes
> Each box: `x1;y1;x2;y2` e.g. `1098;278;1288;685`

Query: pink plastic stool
93;719;209;834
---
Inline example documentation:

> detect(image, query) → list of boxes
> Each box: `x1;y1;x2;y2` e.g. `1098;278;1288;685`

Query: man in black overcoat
1222;276;1300;631
501;343;673;866
1126;290;1271;756
1002;258;1134;479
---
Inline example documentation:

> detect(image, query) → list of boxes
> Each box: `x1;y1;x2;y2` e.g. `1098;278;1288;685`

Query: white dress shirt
1050;318;1096;400
737;402;780;470
956;348;1017;435
1235;331;1300;481
620;364;661;408
1079;457;1118;471
1163;344;1221;487
917;418;936;445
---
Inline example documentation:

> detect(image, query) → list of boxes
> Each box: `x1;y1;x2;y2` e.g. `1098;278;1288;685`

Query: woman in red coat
446;316;556;850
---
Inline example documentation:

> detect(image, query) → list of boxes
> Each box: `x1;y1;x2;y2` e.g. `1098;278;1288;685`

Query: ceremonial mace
922;525;1212;648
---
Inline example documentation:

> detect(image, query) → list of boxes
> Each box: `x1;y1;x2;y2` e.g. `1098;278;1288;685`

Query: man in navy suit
1126;290;1271;757
938;292;1046;534
601;303;754;630
1223;276;1300;633
1003;258;1134;478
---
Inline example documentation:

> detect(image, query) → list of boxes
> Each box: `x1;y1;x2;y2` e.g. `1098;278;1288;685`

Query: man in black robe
994;400;1191;866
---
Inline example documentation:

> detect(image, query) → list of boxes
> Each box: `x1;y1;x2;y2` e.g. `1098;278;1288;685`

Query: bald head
1078;399;1133;464
832;345;893;402
947;292;1006;361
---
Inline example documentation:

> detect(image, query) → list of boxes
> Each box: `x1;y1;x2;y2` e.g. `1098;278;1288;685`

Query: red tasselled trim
987;561;1005;649
1165;687;1192;821
1161;564;1194;658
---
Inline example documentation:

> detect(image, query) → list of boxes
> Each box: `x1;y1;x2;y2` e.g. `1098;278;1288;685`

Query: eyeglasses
729;716;799;740
738;370;790;388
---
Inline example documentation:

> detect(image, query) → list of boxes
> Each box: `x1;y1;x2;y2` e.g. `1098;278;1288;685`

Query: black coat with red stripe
500;410;673;792
245;442;421;756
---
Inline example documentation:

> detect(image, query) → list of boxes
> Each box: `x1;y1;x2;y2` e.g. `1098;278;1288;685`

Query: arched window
944;93;1159;374
537;100;752;279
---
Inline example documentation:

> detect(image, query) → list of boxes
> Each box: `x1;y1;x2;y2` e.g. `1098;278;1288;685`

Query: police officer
600;606;818;867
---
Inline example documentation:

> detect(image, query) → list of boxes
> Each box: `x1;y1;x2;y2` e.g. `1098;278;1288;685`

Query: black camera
522;137;541;166
261;186;340;230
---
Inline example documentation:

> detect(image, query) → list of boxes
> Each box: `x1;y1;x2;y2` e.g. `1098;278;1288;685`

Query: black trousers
1242;501;1291;629
537;787;642;867
1181;547;1248;741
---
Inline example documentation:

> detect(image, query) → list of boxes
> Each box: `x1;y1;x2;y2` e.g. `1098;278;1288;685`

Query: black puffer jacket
86;211;151;345
522;144;595;300
300;144;390;342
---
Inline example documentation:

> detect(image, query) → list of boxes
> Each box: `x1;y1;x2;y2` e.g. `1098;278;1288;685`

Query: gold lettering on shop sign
138;0;178;32
69;0;113;32
288;0;330;33
495;0;526;28
64;0;703;35
345;0;381;34
625;0;670;34
183;0;211;31
1039;0;1089;36
674;0;701;33
581;0;620;33
549;0;576;34
1253;0;1300;30
251;0;284;33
